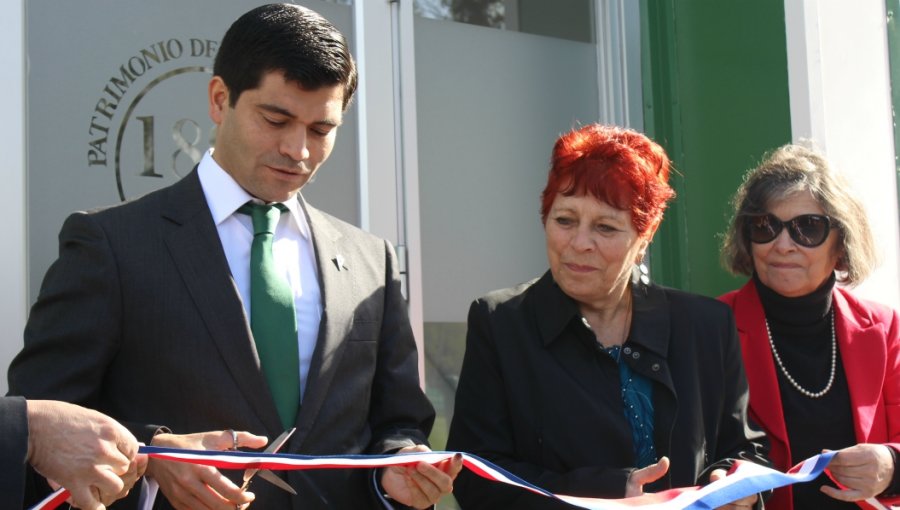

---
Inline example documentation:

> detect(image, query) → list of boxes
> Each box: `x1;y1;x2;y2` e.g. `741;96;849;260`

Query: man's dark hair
214;3;358;110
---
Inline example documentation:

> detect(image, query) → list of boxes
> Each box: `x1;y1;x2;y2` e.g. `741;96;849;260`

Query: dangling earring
638;261;650;285
632;253;650;286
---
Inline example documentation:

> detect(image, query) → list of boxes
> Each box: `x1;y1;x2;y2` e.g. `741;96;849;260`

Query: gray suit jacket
8;170;434;509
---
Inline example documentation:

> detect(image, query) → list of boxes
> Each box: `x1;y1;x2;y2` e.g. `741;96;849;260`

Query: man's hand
709;468;758;509
822;444;895;501
380;445;464;509
27;400;146;510
625;457;669;497
147;429;268;510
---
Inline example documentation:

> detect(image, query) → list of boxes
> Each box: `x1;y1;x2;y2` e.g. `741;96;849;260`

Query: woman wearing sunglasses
720;143;900;510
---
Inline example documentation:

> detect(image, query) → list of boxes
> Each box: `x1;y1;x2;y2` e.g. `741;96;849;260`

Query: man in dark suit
8;4;460;509
1;397;144;509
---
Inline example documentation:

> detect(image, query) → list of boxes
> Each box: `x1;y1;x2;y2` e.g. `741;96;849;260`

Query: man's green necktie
239;202;299;429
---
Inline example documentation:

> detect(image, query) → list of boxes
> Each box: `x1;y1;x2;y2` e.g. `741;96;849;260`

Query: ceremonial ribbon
29;448;889;510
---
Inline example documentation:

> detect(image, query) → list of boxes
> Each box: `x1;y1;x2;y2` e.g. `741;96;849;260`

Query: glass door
404;0;644;453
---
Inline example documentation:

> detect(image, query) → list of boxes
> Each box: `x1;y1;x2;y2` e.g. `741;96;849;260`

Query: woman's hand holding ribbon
709;468;758;510
625;456;670;497
821;444;895;501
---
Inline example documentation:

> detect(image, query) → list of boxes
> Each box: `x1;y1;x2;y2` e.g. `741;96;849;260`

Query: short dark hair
721;143;877;285
214;3;358;110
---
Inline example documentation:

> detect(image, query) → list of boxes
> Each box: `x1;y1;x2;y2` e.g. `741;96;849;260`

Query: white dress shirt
197;150;322;402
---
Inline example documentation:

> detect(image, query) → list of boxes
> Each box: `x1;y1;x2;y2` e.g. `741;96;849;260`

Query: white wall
786;0;900;308
354;0;428;382
0;0;26;395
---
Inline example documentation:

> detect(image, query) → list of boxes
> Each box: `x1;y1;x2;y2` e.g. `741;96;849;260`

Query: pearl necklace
765;311;837;399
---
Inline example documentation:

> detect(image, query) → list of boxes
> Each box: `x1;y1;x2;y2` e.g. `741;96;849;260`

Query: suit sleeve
448;299;632;510
7;213;162;443
705;307;771;478
0;396;28;508
883;306;900;443
878;306;900;501
367;240;434;454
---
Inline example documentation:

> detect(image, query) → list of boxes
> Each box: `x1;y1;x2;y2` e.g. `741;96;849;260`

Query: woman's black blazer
447;271;769;509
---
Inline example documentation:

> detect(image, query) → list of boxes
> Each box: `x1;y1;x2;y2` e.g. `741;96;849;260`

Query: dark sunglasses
745;213;833;248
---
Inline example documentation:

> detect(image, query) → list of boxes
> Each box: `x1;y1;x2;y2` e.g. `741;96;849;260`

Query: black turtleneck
753;273;858;510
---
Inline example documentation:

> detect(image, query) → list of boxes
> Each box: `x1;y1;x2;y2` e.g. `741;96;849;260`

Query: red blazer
720;281;900;510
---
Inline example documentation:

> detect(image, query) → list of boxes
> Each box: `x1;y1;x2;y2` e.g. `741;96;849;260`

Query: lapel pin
332;254;347;271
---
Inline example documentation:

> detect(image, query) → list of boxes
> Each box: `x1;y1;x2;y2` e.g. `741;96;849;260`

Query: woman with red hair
447;124;768;509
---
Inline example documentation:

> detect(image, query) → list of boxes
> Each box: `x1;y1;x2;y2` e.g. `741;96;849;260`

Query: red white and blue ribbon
29;448;888;510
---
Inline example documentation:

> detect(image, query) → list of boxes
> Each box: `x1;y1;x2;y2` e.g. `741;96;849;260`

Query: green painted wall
887;0;900;199
640;0;793;297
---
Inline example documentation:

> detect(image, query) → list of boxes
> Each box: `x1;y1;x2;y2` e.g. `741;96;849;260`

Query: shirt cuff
881;445;900;496
372;469;397;510
372;469;433;510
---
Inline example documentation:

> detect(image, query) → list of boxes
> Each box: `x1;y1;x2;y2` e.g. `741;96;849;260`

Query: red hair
540;124;675;238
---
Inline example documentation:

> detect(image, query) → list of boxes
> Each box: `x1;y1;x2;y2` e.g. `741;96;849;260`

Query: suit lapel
628;283;675;392
293;199;353;446
833;290;885;442
732;282;790;449
529;274;606;397
161;170;283;432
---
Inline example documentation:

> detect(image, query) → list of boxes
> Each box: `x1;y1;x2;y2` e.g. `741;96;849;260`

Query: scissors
240;427;297;495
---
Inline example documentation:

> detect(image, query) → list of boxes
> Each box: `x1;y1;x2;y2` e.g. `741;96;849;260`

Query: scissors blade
257;469;298;495
241;427;296;492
